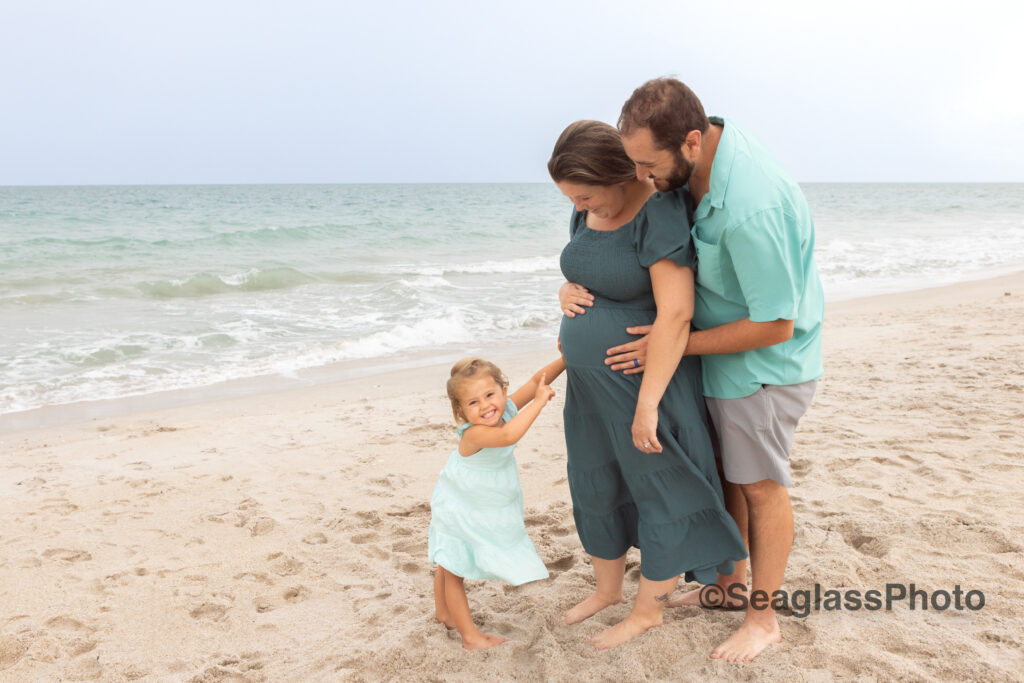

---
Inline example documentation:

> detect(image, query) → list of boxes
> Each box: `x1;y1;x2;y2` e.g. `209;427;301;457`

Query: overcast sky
2;0;1022;185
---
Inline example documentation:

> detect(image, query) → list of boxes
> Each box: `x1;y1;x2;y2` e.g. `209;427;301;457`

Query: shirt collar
697;116;734;216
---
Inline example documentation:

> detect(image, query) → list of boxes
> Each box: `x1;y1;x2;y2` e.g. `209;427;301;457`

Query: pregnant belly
559;302;655;369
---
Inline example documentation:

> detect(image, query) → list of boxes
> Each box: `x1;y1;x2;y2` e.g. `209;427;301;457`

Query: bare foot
589;612;662;650
461;633;508;650
667;583;748;609
563;592;625;625
435;612;456;630
710;617;782;662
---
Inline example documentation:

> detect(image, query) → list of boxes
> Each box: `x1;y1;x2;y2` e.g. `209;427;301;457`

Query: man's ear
681;129;702;160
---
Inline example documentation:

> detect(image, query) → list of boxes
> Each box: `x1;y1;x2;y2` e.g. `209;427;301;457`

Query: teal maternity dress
428;398;549;585
558;190;747;582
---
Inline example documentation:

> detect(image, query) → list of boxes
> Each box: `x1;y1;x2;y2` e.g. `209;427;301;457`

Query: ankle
742;610;779;630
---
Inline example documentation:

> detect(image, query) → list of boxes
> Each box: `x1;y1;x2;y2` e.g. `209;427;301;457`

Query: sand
2;272;1023;681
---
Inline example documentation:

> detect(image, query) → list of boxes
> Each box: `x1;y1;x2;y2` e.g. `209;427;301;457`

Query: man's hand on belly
605;325;652;375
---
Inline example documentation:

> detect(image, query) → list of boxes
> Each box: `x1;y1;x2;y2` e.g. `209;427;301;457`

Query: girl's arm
509;357;566;410
459;376;556;456
631;259;694;453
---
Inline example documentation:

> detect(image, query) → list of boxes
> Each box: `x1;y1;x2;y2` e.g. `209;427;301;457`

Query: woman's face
555;180;626;220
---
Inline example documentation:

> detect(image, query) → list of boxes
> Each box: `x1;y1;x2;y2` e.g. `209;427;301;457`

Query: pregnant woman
549;121;746;649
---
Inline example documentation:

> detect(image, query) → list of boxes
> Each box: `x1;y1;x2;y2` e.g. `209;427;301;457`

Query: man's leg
710;478;792;662
668;420;750;608
667;472;749;608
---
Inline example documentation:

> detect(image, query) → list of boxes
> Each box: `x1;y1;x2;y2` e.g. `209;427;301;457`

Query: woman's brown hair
547;120;636;186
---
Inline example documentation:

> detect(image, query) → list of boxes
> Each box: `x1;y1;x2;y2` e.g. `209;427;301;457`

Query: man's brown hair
618;78;710;151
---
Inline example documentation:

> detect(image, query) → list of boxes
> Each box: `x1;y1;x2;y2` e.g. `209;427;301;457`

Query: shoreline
1;269;1021;680
3;269;1022;436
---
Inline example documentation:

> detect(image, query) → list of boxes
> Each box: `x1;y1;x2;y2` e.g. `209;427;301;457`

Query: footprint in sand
193;652;266;680
302;532;328;545
248;517;276;537
42;548;92;563
838;525;892;559
189;602;231;621
254;586;310;613
266;552;303;577
43;616;99;660
40;499;79;515
545;555;576;574
234;571;274;585
0;634;29;671
391;538;426;555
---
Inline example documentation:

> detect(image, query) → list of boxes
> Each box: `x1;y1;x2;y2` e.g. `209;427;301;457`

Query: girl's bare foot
563;592;625;624
461;633;508;650
435;612;456;630
589;612;662;650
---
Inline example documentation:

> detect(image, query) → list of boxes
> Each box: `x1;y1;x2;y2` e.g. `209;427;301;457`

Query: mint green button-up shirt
691;118;824;399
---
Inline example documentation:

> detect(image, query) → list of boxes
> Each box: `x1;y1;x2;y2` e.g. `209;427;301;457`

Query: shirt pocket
692;233;726;294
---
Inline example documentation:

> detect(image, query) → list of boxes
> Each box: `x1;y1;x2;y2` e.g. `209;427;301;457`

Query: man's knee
738;478;787;506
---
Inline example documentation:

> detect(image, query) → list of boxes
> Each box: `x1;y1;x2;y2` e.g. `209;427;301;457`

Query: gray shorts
705;381;817;487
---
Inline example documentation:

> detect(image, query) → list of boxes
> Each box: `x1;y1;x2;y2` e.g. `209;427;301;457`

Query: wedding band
633;359;640;368
643;441;652;448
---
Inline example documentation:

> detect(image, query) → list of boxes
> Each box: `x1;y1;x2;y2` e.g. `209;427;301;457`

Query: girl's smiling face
457;374;507;427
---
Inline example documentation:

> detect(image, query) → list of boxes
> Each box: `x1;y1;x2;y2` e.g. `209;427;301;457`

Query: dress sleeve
635;189;697;269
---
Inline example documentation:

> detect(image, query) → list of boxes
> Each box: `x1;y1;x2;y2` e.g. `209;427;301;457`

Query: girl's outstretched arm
459;369;559;456
509;357;566;410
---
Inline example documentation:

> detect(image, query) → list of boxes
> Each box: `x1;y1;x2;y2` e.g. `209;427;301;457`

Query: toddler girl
429;356;565;649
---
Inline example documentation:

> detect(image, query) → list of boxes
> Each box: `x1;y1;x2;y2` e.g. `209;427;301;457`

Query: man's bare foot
667;582;748;609
589;612;662;650
710;617;782;662
435;612;456;630
461;633;508;650
562;592;625;625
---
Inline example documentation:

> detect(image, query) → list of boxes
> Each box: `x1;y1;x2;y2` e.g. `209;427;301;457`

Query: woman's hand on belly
559;281;594;318
604;324;653;375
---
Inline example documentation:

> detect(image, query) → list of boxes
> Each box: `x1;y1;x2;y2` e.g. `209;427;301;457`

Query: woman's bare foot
589;612;662;650
710;616;781;661
667;582;748;609
461;633;508;650
562;592;625;625
435;612;456;630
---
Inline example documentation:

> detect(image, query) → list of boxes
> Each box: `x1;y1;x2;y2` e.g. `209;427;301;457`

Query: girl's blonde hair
446;357;508;423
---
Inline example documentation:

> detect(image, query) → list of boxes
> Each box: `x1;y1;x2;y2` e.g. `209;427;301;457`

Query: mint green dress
558;189;747;583
428;398;549;585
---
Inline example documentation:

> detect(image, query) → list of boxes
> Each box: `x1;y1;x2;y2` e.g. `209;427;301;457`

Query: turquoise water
2;183;1023;416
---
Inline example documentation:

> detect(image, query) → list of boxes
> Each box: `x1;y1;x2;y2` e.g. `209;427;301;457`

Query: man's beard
655;150;694;192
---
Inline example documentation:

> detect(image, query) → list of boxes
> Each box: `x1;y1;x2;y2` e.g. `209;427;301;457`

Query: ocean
2;183;1023;420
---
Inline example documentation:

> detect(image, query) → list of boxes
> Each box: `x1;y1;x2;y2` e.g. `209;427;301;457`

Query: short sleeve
725;208;803;321
635;189;697;269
